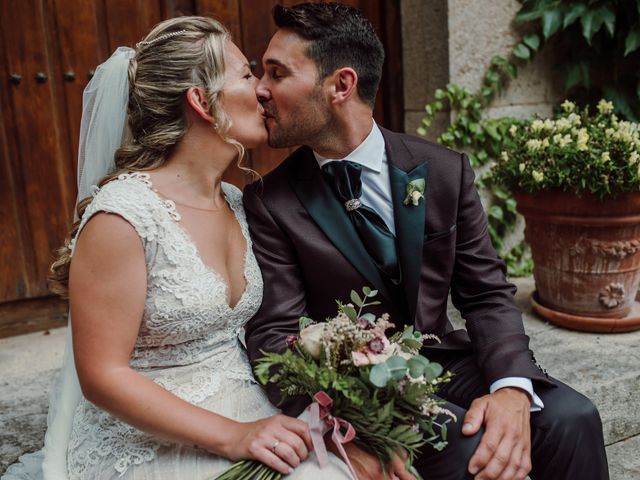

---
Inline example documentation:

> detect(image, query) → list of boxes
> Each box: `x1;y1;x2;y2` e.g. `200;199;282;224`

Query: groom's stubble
263;82;336;150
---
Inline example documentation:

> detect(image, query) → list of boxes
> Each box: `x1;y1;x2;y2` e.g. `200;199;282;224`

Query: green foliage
492;100;640;199
515;0;640;120
417;58;533;275
418;0;640;276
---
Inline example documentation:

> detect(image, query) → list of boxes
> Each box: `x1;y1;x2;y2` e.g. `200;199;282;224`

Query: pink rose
352;351;372;366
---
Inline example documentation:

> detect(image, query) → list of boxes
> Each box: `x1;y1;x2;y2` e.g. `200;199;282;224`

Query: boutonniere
403;179;425;206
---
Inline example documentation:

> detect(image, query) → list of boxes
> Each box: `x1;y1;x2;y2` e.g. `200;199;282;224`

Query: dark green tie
321;160;400;282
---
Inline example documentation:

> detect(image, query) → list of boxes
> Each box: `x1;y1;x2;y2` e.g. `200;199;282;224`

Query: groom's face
256;29;332;148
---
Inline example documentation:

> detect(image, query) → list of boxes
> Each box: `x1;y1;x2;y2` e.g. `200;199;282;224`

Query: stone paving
1;276;639;478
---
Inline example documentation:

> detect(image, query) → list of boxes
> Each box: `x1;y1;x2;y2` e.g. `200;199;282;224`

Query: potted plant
492;100;640;332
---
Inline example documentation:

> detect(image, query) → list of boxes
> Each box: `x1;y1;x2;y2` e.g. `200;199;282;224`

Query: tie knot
321;161;363;209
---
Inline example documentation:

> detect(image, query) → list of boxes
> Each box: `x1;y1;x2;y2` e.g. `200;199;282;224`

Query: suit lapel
290;148;393;303
382;128;428;322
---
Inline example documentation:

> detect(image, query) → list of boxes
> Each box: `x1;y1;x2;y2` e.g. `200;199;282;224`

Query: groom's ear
186;87;216;123
329;67;358;105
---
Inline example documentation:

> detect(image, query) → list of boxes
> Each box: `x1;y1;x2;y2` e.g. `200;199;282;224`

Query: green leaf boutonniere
403;179;425;206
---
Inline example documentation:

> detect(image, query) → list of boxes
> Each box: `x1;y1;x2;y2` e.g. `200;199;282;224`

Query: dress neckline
121;171;251;312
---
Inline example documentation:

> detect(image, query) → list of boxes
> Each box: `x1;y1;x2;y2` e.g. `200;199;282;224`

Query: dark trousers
414;352;609;480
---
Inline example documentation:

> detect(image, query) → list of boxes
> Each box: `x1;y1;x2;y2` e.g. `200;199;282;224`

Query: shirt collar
313;120;384;173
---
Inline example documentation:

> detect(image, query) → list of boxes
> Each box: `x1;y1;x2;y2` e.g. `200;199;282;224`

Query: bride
3;16;351;480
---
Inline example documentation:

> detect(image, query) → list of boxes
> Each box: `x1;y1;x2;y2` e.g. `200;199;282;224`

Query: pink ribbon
306;391;359;480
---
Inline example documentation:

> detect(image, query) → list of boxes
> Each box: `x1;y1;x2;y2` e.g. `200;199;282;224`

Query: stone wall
402;0;564;138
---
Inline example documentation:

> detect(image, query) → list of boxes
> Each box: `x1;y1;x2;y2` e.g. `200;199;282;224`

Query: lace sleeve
69;174;160;261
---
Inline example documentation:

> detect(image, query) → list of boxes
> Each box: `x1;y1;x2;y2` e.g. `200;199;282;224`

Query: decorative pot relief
570;238;640;259
599;283;626;308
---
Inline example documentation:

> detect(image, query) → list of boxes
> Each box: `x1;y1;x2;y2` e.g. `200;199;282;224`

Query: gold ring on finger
271;440;280;453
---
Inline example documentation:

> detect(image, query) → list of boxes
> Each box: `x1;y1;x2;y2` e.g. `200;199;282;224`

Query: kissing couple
4;3;608;480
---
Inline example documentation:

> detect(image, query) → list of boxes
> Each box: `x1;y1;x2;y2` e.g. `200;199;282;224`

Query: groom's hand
462;387;532;480
335;442;415;480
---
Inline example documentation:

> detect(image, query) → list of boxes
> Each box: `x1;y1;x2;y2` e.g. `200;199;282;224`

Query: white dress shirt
314;120;543;411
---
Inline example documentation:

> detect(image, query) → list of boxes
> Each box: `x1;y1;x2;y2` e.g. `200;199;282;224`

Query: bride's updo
50;16;236;297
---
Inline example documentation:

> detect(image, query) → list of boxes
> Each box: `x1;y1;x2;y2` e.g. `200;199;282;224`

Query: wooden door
0;0;403;337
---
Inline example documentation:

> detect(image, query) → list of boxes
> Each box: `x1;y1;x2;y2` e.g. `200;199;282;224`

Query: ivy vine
417;56;534;276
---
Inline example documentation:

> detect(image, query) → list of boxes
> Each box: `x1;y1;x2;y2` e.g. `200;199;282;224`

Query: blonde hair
50;16;241;297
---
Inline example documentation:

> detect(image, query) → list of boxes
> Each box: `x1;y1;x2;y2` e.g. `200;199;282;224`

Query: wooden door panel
0;105;31;302
52;0;106;173
196;0;242;41
0;9;35;303
162;0;197;17
0;0;75;297
104;0;163;51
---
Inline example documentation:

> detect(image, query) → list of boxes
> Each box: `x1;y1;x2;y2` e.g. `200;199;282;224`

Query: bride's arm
69;213;311;474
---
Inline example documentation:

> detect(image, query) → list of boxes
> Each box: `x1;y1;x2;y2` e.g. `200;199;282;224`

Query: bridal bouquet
216;288;454;480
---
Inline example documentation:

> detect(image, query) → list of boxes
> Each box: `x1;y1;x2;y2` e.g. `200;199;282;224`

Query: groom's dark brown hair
272;2;384;107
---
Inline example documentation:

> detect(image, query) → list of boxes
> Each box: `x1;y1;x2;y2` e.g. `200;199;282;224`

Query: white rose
411;190;423;206
299;323;325;359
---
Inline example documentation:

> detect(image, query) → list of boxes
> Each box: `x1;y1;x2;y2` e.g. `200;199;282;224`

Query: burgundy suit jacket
243;127;551;413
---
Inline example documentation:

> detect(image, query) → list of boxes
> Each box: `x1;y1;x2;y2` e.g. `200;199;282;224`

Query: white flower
605;128;615;137
500;151;509;161
299;323;326;359
555;118;572;131
531;120;544;132
543;119;555;131
601;151;611;162
629;151;639;165
561;100;576;112
519;163;526;173
542;138;550;148
509;125;518;136
553;133;571;147
532;170;544;183
576;128;589;151
597;99;614;115
526;139;543;152
410;190;423;206
568;113;581;126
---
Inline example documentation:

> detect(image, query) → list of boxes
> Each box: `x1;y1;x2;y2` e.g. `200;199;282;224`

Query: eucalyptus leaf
370;363;392;387
423;362;444;382
386;356;409;380
342;304;358;322
362;286;372;296
359;313;376;322
407;356;429;378
350;290;364;308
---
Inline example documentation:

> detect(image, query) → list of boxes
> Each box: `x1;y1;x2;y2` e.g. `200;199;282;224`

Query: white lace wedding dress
3;173;351;480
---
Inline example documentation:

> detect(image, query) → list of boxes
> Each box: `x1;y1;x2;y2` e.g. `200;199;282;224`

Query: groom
244;3;608;480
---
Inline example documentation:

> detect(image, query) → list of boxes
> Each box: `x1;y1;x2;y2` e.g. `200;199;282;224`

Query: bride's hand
227;415;312;474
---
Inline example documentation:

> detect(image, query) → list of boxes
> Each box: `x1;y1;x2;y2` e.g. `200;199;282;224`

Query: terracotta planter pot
514;190;640;332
